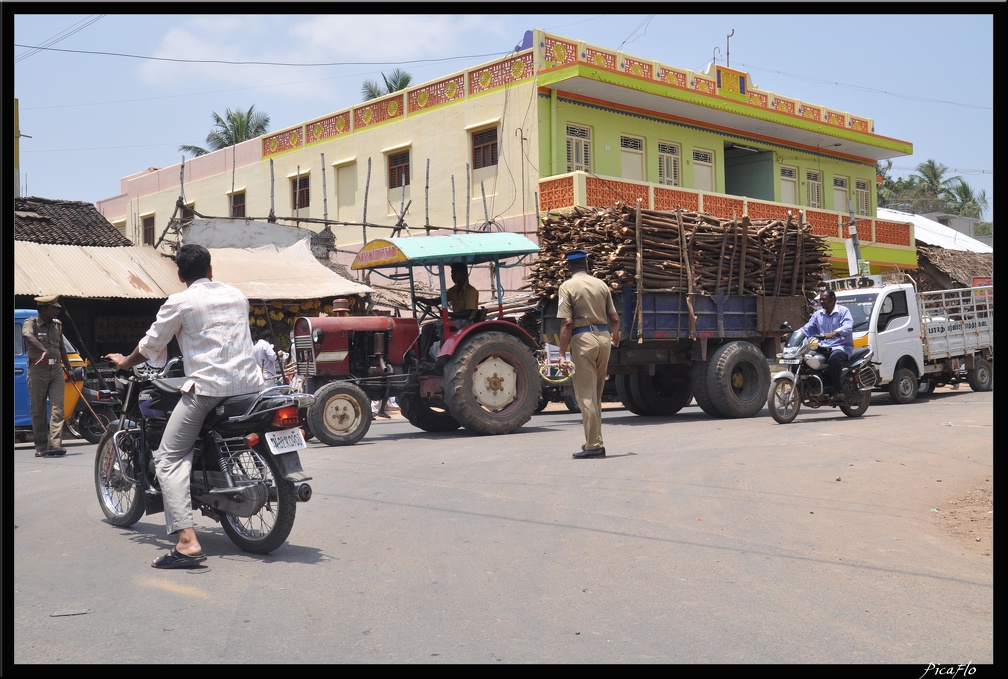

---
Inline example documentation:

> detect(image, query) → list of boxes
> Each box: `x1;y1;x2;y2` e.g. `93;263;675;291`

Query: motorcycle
94;357;316;554
65;374;121;444
767;324;878;425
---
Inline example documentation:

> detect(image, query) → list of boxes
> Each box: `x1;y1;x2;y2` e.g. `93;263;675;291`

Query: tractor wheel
443;331;540;435
398;394;461;432
308;382;371;446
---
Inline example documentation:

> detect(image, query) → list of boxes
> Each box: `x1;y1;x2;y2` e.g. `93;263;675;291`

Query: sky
11;9;995;223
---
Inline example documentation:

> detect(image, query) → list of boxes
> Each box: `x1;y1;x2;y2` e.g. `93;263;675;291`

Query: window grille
806;170;823;209
388;151;410;188
621;135;643;151
230;191;246;218
291;175;310;209
566;124;592;172
855;179;870;216
473;128;498;170
658;141;681;186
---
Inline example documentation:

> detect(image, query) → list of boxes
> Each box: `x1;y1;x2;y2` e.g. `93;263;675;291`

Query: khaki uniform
447;282;479;314
22;315;68;451
557;271;617;450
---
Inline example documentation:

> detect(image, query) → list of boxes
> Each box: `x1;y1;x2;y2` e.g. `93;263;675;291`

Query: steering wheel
414;296;442;324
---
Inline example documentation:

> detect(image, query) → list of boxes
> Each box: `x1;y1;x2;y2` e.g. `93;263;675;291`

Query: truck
542;290;808;418
830;276;993;402
291;233;544;446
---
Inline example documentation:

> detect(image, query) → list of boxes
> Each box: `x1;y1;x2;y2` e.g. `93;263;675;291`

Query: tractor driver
421;262;479;319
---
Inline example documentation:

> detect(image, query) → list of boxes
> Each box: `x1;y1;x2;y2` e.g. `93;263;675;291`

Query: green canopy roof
352;233;539;270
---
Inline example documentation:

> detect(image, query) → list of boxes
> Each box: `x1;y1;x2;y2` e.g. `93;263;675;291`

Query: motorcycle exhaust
295;482;312;502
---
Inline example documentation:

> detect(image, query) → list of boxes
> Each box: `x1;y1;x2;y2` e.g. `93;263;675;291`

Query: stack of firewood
531;204;831;300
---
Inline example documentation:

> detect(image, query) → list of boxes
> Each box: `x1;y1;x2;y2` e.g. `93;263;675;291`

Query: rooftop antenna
712;46;721;68
726;29;734;68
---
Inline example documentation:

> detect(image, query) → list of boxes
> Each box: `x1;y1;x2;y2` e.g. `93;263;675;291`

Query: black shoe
573;447;605;459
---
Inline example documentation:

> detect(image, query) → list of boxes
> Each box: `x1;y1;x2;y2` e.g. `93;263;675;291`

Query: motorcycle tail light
245;433;261;447
273;406;300;428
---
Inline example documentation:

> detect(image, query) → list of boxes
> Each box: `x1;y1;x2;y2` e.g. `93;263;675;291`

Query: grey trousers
156;391;224;534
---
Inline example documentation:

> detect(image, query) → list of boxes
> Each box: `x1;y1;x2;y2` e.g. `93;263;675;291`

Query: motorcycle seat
846;347;870;364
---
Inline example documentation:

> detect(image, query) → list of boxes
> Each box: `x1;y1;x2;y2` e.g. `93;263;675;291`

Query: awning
208;240;372;300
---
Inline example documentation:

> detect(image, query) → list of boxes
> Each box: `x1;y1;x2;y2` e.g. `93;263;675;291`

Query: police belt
572;324;608;335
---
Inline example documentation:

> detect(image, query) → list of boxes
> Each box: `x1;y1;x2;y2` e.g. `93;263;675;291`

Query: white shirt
253;339;278;378
138;278;264;396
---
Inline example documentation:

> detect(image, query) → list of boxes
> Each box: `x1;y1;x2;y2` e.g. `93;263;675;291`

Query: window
693;148;714;192
854;179;870;217
833;176;849;214
780;166;798;205
142;215;155;246
230;191;246;218
291;175;310;210
472;128;498;170
388;151;410;188
566;124;592;173
657;141;681;186
806;170;823;209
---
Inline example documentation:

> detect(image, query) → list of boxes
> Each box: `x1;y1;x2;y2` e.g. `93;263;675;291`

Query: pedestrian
556;250;621;459
106;244;264;569
372;397;391;419
253;328;279;381
22;295;74;457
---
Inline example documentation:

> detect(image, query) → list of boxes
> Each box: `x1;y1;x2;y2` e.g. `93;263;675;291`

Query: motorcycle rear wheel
767;377;800;424
94;428;145;527
218;446;296;555
839;390;872;418
80;406;116;445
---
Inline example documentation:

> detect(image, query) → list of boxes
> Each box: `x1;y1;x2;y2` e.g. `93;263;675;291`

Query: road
13;389;993;664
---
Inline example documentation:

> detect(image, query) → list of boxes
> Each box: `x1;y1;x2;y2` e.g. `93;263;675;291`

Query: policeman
557;250;620;458
22;295;73;457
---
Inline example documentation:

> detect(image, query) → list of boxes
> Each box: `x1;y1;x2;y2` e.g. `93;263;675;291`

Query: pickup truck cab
831;277;993;403
14;308;85;442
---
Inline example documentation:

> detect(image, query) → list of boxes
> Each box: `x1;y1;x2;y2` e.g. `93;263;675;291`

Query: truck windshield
837;293;878;328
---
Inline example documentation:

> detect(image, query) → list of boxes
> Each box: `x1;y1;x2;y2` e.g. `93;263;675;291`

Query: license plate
778;358;800;365
265;427;306;455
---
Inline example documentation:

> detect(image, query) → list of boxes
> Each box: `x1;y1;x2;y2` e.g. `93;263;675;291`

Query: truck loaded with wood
534;203;831;419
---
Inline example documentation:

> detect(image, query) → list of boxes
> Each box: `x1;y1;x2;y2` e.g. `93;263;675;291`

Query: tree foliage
876;158;989;221
179;105;271;157
361;68;413;101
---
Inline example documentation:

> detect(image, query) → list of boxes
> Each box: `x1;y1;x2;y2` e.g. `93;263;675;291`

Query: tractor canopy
352;233;539;270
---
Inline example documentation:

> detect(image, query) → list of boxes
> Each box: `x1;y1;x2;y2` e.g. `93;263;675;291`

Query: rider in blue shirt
800;288;854;393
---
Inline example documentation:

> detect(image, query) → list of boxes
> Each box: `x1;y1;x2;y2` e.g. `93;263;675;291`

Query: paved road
13;389;992;664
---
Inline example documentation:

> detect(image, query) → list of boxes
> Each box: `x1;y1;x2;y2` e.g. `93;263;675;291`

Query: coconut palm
361;68;413;101
945;178;989;219
911;159;960;214
179;105;271;157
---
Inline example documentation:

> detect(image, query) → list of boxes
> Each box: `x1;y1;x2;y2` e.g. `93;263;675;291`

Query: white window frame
854;179;870;217
806;169;823;209
833;175;850;214
657;141;681;187
566;123;592;173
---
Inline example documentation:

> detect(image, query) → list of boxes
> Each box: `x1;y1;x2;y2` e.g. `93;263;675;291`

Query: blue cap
566;250;588;262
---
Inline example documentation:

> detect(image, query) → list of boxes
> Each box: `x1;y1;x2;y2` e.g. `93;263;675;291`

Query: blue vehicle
14;309;85;442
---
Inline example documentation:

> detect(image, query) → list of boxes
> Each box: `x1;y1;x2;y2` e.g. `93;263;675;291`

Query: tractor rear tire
399;394;461;432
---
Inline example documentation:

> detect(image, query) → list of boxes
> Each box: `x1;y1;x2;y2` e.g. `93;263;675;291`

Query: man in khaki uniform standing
22;295;73;457
557;250;620;458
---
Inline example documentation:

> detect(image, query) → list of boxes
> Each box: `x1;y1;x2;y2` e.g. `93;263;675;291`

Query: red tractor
292;233;543;446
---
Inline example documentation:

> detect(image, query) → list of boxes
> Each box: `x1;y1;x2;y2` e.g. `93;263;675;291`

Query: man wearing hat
22;295;74;457
557;250;620;459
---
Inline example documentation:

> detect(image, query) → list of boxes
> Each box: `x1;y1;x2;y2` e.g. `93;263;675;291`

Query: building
97;28;918;295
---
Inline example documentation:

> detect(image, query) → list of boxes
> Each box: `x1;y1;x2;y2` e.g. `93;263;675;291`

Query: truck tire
615;374;647;415
966;358;992;392
398;394;461;432
443;331;541;435
308;382;371;446
707;341;770;418
888;367;918;404
690;360;724;417
562;389;581;413
629;367;692;416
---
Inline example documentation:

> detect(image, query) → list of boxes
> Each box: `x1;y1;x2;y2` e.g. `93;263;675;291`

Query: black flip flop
152;549;207;569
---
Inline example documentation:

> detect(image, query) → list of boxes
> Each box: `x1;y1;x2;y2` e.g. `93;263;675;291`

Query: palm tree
945;179;989;219
179;105;271;157
361;68;413;101
911;159;960;214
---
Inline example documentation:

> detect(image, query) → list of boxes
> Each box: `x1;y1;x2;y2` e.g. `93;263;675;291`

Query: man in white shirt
253;329;279;380
107;244;263;569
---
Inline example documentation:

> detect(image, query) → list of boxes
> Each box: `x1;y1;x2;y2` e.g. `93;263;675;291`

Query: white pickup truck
830;276;993;403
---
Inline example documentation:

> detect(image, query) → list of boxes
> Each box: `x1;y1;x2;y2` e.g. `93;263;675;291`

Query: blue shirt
801;303;854;356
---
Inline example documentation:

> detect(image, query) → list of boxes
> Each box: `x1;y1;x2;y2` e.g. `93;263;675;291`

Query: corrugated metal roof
14;241;185;299
878;208;992;253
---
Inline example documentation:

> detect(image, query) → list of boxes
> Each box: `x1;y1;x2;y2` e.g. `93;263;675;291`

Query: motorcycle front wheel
80;406;116;445
218;446;296;555
94;428;145;527
767;377;801;424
